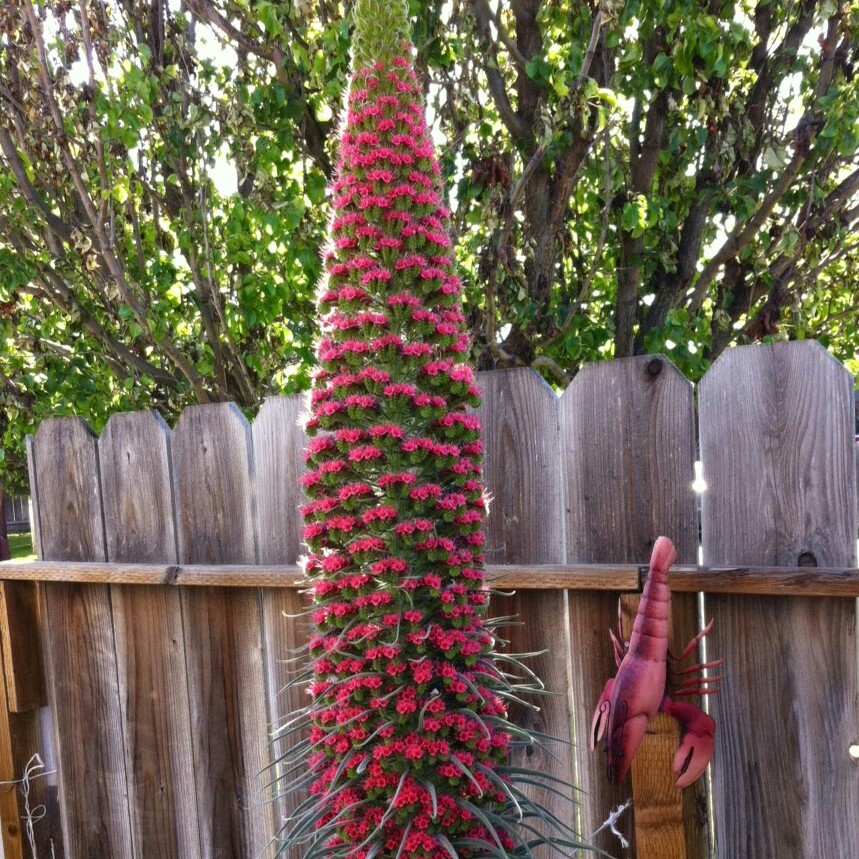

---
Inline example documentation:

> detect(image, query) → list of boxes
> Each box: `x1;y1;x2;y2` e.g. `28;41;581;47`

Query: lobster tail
650;535;678;577
628;537;676;661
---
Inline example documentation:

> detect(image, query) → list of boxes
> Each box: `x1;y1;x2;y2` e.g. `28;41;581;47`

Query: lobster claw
590;677;614;750
664;699;715;788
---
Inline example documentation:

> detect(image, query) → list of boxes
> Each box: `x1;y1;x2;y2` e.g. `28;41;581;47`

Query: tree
1;0;857;490
447;0;859;381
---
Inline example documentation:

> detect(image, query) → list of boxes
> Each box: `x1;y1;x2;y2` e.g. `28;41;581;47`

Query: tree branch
687;146;807;313
531;355;569;386
0;126;74;243
470;0;530;140
186;0;332;175
22;0;212;403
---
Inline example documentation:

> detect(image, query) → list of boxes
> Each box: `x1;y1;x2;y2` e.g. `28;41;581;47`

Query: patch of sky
211;147;239;196
196;21;238;69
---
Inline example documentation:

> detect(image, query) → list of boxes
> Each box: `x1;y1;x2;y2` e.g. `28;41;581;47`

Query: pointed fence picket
100;410;201;859
477;369;574;856
0;342;854;859
560;355;704;858
699;342;859;857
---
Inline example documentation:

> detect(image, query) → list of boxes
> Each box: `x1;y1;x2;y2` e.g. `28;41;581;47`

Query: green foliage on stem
352;0;411;68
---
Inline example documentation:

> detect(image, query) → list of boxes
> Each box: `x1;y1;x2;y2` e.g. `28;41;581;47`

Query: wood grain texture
0;580;44;711
172;402;273;857
0;562;173;584
699;341;859;858
100;410;202;859
252;395;308;857
561;355;704;858
0;650;25;859
27;564;64;857
667;566;859;596
477;369;575;858
32;417;134;859
0;656;56;859
8;561;859;595
0;673;64;859
0;578;43;857
253;396;307;570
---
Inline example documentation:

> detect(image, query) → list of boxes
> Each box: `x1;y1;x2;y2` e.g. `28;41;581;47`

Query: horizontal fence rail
4;561;859;596
0;341;855;859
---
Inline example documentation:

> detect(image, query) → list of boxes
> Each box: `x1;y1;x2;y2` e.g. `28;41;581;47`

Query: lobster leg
608;598;628;668
673;659;724;675
610;628;625;668
672;617;716;662
590;677;614;749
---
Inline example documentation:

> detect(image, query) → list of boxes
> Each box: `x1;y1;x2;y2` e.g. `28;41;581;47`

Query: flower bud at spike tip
352;0;410;68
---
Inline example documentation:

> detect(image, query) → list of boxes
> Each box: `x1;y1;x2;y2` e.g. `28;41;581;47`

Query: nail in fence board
561;355;703;857
99;411;202;858
477;369;575;856
32;417;134;857
171;403;273;857
252;395;308;856
699;341;859;857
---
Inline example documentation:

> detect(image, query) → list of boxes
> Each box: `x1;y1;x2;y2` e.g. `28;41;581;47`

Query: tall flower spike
274;2;586;856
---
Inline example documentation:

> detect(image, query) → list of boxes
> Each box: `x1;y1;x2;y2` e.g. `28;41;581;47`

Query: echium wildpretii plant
275;2;585;857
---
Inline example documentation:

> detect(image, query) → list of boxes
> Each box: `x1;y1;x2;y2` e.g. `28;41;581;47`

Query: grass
7;532;35;561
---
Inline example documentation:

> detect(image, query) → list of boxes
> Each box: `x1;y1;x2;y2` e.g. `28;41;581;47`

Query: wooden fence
3;497;30;534
0;341;857;859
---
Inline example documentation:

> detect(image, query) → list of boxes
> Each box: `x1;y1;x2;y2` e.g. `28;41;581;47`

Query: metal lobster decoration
591;536;722;788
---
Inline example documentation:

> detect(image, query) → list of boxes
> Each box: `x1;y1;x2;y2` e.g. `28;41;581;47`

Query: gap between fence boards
1;561;859;596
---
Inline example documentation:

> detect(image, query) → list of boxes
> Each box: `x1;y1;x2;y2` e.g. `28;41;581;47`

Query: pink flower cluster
286;46;526;859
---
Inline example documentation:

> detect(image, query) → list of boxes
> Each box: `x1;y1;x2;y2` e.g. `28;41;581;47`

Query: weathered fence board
0;580;44;712
253;394;308;857
32;417;133;857
172;403;272;858
700;341;859;857
0;648;54;859
20;437;63;859
478;369;574;857
100;411;202;859
561;355;704;858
